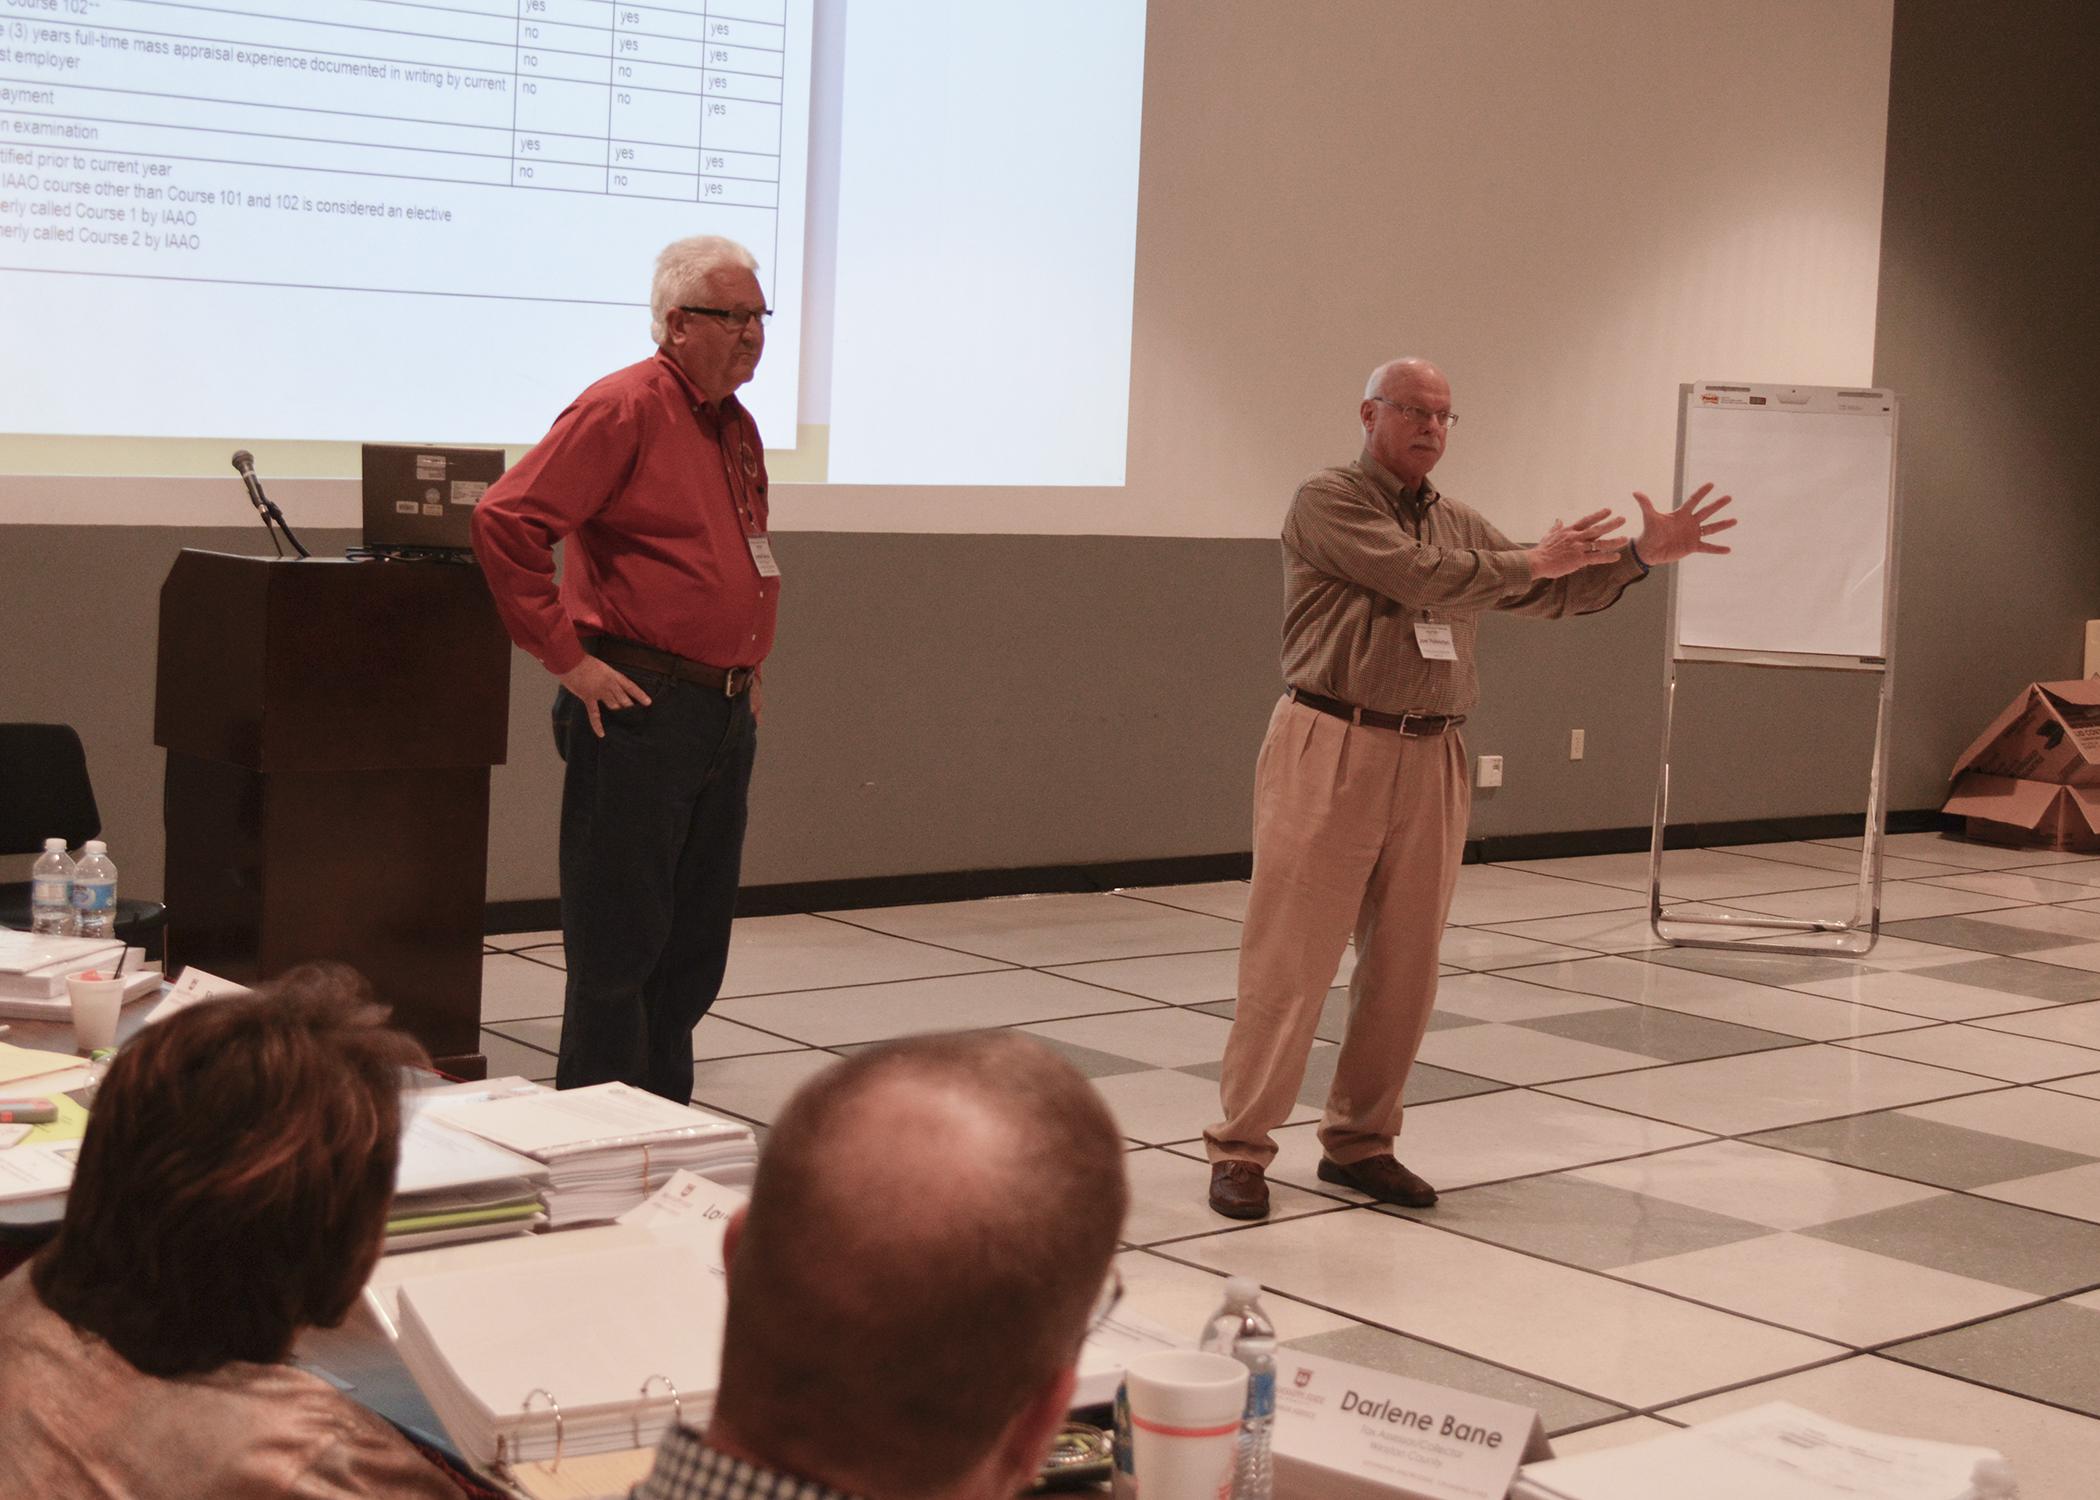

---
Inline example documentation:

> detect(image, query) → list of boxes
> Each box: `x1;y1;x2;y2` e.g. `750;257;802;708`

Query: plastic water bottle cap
83;840;107;854
44;837;66;852
1225;1276;1261;1303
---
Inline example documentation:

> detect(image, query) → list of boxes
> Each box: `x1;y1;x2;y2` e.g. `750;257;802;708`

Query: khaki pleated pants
1206;695;1471;1168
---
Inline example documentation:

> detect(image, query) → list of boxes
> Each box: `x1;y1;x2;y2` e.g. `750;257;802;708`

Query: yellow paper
0;1043;78;1088
24;1094;90;1147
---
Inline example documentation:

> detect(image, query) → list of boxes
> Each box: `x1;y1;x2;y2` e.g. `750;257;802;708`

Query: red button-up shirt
471;351;778;676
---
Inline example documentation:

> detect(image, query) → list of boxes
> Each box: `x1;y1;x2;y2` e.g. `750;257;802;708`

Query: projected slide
0;1;1147;489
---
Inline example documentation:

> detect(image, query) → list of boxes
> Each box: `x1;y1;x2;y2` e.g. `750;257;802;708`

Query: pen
0;1098;58;1125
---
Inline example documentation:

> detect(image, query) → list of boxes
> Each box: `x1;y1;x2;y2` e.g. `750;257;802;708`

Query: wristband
1629;540;1650;574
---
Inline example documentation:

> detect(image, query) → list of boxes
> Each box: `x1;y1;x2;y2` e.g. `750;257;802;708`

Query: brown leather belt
586;636;754;697
1290;688;1464;736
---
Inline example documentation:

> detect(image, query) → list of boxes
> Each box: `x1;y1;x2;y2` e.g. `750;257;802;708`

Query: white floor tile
1444;866;1641;926
486;929;565;950
1974;1000;2100;1050
1092;1067;1312;1145
1571;1140;1940;1231
1542;1047;1989;1136
2043;1071;2100;1100
1365;1089;1710;1192
1818;833;2095;870
1899;1087;2100;1157
1475;908;1679;953
1438;928;1595;971
1975;1161;2100;1224
720;913;1008;998
1661;1355;2100;1500
688;1049;841;1123
1712;841;1970;880
1173;1212;1841;1408
1114;881;1250;922
479;952;569;1023
1416;1024;1658;1085
839;892;1245;966
1112;1248;1357;1345
1434;970;1629;1024
1919;870;2100;905
1726;883;2026;922
1021;1008;1236;1068
1837;1025;2100;1083
1543;1416;1683;1457
1503;849;1853;902
1119;1148;1336;1244
1791;968;2060;1023
1046;949;1243;1006
1615;1232;2031;1345
713;967;1156;1047
1506;956;1927;1041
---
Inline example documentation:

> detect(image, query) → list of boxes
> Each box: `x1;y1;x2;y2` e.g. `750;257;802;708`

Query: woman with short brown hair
0;963;461;1497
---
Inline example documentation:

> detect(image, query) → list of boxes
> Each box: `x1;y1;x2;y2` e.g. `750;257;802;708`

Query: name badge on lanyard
746;534;781;578
1413;620;1458;660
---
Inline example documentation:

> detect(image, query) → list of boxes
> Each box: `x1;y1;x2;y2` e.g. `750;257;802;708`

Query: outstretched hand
1633;483;1736;566
1528;508;1627;581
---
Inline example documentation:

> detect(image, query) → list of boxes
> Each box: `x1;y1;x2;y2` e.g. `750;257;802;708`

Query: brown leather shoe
1317;1153;1437;1207
1208;1160;1270;1220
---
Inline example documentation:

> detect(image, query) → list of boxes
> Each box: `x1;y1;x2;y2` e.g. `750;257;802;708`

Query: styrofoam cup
1119;1350;1247;1500
67;970;125;1052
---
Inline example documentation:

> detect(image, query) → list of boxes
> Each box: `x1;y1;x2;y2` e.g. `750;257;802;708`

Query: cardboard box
1943;678;2100;852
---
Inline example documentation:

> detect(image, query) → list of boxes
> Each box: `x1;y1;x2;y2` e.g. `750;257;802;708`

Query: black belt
1290;688;1464;736
587;636;753;697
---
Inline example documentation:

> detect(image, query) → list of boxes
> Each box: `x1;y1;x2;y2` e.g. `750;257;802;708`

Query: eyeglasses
1085;1266;1125;1338
1370;396;1459;429
679;305;772;332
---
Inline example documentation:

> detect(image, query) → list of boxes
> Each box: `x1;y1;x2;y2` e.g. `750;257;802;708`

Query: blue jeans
551;670;756;1100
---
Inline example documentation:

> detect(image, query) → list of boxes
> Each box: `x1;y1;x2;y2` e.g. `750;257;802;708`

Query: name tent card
1272;1351;1549;1500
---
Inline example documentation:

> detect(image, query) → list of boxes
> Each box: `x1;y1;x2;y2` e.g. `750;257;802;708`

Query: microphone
228;449;311;559
230;450;269;516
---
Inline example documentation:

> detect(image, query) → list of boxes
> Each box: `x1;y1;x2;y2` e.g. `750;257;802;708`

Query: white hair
651;235;761;344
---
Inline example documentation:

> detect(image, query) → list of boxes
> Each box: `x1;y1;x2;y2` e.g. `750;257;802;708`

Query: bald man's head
1360;357;1454;489
712;1032;1128;1499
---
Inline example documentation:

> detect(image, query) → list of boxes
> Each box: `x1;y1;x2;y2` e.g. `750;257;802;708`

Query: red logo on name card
1295;1368;1314;1388
1700;393;1720;405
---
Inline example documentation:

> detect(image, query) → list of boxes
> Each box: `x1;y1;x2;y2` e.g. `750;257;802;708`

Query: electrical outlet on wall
1476;754;1503;788
1569;729;1585;760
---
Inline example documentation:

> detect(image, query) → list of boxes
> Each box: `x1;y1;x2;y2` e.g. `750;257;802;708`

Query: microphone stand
231;453;311;559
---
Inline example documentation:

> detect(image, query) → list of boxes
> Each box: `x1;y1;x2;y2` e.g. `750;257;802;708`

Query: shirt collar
1357;449;1440;515
654;349;742;418
637;1425;868;1500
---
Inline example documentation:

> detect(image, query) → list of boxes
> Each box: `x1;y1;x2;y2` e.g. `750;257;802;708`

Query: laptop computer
360;444;506;557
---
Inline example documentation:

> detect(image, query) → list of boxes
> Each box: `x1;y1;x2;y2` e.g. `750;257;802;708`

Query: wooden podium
154;551;510;1077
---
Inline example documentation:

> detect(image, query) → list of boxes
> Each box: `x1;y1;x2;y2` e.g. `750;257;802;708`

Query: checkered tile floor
481;833;2100;1490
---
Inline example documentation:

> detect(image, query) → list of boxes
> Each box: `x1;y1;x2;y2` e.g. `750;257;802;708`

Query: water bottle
31;838;76;935
1199;1277;1275;1500
71;840;119;940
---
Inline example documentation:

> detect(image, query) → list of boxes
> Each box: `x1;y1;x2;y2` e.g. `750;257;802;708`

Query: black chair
0;723;167;954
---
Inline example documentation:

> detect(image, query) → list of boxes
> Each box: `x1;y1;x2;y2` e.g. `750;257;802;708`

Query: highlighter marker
0;1099;58;1125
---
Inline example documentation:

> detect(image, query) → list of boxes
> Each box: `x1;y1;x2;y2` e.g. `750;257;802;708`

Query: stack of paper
394;1239;727;1467
386;1105;552;1252
1512;1402;2015;1500
0;930;161;1017
433;1083;757;1226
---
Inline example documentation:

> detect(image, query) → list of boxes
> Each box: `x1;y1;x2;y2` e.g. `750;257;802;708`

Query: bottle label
32;879;69;905
1245;1367;1275;1421
72;881;116;915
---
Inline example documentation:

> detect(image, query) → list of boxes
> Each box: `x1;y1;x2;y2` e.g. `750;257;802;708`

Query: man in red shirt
472;235;780;1101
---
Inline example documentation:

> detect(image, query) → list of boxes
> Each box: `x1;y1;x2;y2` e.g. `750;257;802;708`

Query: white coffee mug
67;970;126;1053
1117;1349;1247;1500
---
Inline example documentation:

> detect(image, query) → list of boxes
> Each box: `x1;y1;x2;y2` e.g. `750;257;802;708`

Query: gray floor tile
1882;916;2087;956
1373;1174;1772;1271
1912;957;2100;1005
478;1027;557;1083
1283;1323;1627;1434
1024;1035;1165;1080
1883;1301;2100;1417
1520;1005;1801;1062
1641;947;1878;989
1803;1193;2100;1297
1747;1110;2095;1190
